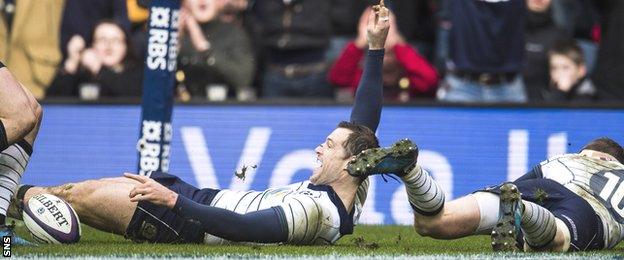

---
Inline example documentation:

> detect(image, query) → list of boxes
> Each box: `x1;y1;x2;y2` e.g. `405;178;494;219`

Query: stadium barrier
26;103;624;225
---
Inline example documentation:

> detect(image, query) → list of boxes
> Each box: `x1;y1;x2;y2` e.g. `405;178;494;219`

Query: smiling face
185;0;220;23
92;23;127;67
310;128;353;185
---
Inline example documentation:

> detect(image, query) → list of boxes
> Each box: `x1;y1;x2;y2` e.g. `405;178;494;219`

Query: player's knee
47;183;77;202
413;216;438;237
14;102;37;133
49;180;99;205
31;99;43;124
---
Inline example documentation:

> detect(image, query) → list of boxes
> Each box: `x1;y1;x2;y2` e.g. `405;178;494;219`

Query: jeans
437;74;527;103
262;68;333;98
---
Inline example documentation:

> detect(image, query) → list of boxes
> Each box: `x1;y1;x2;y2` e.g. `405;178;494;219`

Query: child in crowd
546;40;596;101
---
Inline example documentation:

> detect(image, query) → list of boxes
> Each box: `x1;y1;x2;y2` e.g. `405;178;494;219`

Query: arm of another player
124;173;288;243
349;6;390;133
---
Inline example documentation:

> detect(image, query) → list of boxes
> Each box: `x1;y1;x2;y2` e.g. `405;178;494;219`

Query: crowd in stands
0;0;622;103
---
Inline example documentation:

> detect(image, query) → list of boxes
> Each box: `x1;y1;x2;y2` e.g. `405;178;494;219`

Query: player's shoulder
541;153;587;165
541;153;624;170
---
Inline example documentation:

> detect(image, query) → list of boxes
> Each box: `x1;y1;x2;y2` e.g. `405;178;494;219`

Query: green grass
11;223;624;257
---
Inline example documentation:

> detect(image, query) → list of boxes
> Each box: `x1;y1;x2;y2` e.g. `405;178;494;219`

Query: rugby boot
491;182;522;252
0;223;36;246
346;138;418;178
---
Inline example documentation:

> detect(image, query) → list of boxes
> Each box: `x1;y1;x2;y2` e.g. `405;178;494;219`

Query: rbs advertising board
25;105;624;224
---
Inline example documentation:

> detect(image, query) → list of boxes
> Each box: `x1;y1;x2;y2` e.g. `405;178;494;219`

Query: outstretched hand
367;3;390;50
125;173;178;209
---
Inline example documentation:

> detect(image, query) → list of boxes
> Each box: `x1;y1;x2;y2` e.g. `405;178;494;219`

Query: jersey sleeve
277;193;339;245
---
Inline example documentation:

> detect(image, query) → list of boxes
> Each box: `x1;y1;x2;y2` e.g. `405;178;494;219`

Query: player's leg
17;177;139;235
0;65;38;145
0;64;42;244
516;179;603;252
412;194;482;239
489;183;564;251
346;139;477;238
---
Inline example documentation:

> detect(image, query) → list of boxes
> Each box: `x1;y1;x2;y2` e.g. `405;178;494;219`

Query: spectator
48;21;143;99
436;0;527;103
550;0;600;73
250;0;333;98
127;0;150;61
329;8;438;102
544;40;596;102
592;0;624;101
219;0;248;26
325;0;368;63
524;0;571;101
177;0;255;101
60;0;131;61
388;0;437;61
0;0;64;99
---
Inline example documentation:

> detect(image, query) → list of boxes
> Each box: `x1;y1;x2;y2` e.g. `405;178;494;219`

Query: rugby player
12;6;391;245
0;62;43;245
348;137;624;252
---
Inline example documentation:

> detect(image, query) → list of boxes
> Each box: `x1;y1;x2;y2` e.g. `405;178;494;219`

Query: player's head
580;137;624;164
310;121;379;185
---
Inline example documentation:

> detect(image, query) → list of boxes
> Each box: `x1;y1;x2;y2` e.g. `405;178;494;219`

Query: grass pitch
12;224;624;258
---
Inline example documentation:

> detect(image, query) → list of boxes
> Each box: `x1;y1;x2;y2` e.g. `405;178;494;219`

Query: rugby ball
22;194;81;244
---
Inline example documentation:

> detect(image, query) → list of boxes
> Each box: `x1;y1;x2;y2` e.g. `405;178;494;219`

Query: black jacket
48;61;143;98
592;0;624;101
523;10;570;101
250;0;331;52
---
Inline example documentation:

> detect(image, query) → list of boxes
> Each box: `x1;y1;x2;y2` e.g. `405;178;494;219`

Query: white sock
0;142;30;216
401;165;445;215
521;200;557;248
473;192;501;234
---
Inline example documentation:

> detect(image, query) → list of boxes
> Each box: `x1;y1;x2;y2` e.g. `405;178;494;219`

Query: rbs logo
146;7;179;71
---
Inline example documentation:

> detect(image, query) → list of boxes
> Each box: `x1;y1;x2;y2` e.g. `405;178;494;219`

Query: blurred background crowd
0;0;622;103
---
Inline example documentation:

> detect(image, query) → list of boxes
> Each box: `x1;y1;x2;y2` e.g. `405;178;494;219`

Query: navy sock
17;185;33;201
16;140;33;156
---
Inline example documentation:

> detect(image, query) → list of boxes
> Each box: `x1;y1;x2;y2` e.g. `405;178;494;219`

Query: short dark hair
548;39;585;66
337;121;379;158
581;137;624;163
92;20;137;63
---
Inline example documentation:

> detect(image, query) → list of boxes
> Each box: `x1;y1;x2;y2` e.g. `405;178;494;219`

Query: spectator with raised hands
48;21;143;99
177;0;255;101
219;0;248;26
329;7;438;102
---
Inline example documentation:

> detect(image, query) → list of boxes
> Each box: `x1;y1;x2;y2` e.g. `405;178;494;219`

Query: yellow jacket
0;0;65;99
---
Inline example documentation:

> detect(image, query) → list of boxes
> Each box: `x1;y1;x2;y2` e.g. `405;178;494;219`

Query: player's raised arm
349;4;390;133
